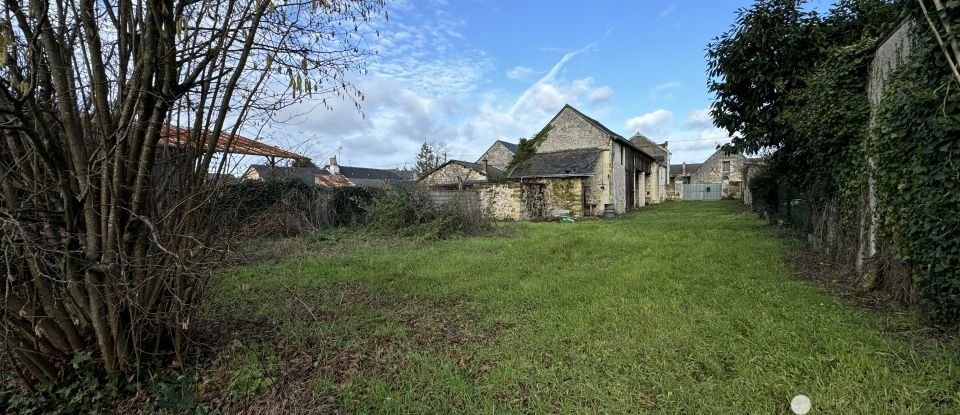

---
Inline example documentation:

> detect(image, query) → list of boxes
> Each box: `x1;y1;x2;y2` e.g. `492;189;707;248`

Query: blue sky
263;0;831;169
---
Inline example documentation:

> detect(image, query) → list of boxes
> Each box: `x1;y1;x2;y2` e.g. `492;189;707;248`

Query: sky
254;0;831;170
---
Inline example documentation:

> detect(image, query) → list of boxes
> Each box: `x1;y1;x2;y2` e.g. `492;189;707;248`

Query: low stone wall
476;178;585;220
477;183;523;220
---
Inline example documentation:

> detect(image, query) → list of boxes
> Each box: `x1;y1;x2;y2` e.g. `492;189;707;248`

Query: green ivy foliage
871;20;960;325
724;1;960;325
506;124;552;173
777;37;875;220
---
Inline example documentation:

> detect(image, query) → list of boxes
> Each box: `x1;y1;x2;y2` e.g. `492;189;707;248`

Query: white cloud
254;3;618;171
684;108;714;129
589;86;614;104
506;66;535;80
625;109;673;134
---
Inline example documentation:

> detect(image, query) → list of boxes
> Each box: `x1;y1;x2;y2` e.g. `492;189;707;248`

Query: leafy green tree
707;0;823;154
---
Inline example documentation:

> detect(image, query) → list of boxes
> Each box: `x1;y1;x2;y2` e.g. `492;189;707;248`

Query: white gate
682;183;722;201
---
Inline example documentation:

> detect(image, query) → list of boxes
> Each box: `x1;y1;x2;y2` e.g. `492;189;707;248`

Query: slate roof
245;165;323;184
498;140;519;153
669;163;702;176
334;165;403;181
508;148;602;178
629;133;669;161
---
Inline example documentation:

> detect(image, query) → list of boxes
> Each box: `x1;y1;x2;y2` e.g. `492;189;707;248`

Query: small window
721;160;731;173
620;146;624;165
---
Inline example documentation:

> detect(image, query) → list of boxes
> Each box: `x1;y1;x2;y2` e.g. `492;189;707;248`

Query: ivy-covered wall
869;16;960;325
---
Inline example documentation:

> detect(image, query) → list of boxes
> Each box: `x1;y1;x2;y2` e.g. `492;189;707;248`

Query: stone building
629;133;670;204
419;160;505;189
476;140;518;170
500;104;658;217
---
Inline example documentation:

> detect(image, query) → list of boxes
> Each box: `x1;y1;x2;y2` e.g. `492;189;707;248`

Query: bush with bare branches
0;0;386;385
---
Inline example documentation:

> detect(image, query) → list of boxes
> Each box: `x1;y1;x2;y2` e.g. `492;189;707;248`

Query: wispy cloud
658;4;677;20
506;66;535;80
648;81;682;101
510;44;595;114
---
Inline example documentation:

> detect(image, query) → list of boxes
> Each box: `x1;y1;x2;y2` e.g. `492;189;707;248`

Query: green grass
206;201;960;413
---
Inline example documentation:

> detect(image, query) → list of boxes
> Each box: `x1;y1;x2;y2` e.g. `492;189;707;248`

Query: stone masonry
476;141;517;170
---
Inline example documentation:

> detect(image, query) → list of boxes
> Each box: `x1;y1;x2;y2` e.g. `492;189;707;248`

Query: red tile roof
316;172;354;188
160;125;304;160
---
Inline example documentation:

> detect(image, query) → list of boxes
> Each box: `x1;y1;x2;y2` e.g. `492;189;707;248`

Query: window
721;160;731;173
620;145;624;165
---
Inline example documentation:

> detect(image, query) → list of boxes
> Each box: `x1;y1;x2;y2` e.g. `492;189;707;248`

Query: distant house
419;160;505;189
241;164;352;188
322;156;408;188
669;149;748;199
500;104;658;217
476;140;519;170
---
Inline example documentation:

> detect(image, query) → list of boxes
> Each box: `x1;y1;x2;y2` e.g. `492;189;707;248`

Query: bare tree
0;0;385;384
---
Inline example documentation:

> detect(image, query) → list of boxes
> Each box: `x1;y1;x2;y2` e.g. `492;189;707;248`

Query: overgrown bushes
215;180;490;240
213;180;375;237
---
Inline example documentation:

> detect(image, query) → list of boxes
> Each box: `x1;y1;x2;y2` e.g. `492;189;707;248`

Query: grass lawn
203;201;959;413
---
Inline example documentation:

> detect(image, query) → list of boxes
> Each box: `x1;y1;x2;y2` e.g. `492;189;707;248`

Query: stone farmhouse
421;105;670;219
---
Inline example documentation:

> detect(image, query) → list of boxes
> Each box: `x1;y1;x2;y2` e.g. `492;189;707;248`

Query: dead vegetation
177;281;507;414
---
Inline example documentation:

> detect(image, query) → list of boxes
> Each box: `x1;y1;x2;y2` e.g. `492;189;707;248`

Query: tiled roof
245;165;321;184
159;125;303;159
316;171;354;187
509;148;601;178
629;133;669;161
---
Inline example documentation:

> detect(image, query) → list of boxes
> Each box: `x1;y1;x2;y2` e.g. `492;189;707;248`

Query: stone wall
524;177;584;217
477;142;516;170
740;162;764;206
580;149;611;216
477;183;523;220
611;142;626;213
539;107;610;153
420;163;486;187
644;167;660;205
869;20;912;107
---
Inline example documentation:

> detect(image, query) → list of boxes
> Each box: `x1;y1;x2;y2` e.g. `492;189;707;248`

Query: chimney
682;162;686;175
328;156;339;175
